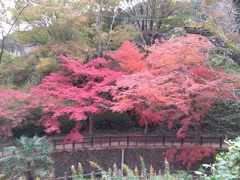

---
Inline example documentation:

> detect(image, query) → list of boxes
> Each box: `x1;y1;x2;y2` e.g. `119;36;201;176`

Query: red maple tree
0;89;29;136
0;34;239;143
30;55;122;141
110;35;239;139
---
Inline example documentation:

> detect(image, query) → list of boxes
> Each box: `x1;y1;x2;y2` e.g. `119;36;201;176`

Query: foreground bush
196;137;240;180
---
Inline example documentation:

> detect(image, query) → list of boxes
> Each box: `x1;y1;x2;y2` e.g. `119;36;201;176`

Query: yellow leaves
72;0;92;9
0;174;7;180
203;20;216;31
203;0;216;6
35;58;58;74
105;0;121;7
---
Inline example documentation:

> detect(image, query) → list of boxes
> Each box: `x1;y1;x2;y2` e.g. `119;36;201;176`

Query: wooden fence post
127;136;129;146
53;140;56;151
145;136;147;146
109;137;111;146
91;136;93;148
1;149;3;157
181;138;184;146
162;134;165;146
200;136;203;145
72;140;75;150
220;136;223;149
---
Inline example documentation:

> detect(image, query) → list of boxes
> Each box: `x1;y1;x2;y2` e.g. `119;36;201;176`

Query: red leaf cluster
111;34;239;137
30;55;122;141
0;90;29;136
108;41;146;73
165;145;215;170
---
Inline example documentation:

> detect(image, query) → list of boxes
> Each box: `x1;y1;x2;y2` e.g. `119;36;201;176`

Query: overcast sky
1;0;15;38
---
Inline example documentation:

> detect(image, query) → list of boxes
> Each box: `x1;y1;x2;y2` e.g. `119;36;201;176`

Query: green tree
10;0;132;59
0;136;54;180
121;0;192;45
12;0;91;44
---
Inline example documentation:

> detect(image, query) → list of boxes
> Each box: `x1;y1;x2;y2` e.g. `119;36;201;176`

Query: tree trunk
150;0;156;31
144;120;148;135
140;4;145;31
0;37;5;64
25;161;34;180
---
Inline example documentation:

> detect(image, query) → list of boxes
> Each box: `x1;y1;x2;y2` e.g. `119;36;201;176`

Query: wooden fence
0;134;227;157
52;134;226;150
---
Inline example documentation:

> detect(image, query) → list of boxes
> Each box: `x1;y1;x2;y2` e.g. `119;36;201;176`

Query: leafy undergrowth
70;157;193;180
196;137;240;180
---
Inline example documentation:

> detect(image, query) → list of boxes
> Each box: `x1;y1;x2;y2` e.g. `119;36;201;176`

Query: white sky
0;0;15;38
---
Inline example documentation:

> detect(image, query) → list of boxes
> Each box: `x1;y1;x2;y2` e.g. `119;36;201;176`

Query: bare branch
0;3;29;63
104;11;117;57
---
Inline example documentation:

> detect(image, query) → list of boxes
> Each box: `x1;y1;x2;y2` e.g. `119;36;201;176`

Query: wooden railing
0;134;227;157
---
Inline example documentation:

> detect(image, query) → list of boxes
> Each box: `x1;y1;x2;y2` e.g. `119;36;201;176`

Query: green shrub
204;101;240;137
12;120;78;138
0;48;59;89
196;137;240;179
208;54;240;74
93;111;138;132
59;119;76;134
12;124;45;138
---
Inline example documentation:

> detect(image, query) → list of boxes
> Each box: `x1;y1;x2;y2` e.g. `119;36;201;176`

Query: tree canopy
0;0;240;143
